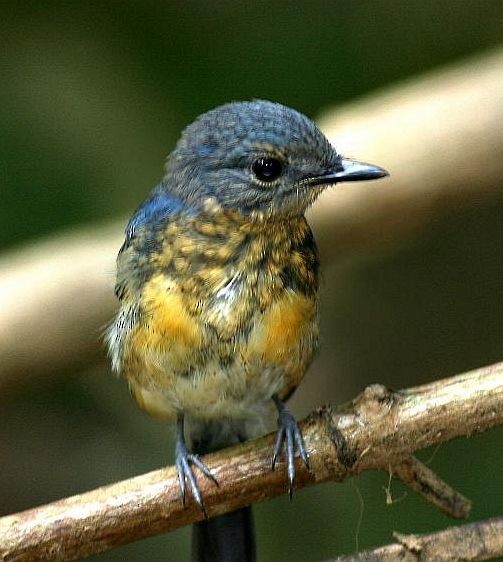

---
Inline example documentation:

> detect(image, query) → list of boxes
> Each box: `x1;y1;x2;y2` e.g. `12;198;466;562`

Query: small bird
106;100;387;561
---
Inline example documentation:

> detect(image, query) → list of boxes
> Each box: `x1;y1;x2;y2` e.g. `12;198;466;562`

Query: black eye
252;157;283;182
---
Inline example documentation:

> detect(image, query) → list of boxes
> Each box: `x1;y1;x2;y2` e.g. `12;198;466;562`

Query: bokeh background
2;2;503;561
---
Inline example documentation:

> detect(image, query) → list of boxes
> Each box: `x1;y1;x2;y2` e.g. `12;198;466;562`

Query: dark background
1;2;503;561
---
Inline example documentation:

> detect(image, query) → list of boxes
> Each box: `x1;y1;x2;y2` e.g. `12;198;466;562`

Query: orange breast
119;217;319;417
124;273;204;384
140;273;202;347
244;289;318;394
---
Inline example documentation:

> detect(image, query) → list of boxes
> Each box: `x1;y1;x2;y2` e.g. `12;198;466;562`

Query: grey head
163;100;387;218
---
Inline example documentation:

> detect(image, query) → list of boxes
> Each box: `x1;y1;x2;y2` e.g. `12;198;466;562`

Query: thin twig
390;456;471;518
331;516;503;562
1;361;502;561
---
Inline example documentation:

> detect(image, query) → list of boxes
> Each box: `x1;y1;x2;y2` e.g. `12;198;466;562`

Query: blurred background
1;1;503;560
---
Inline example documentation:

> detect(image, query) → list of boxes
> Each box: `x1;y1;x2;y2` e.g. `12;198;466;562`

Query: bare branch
390;456;471;519
331;516;503;562
2;47;503;390
1;361;502;561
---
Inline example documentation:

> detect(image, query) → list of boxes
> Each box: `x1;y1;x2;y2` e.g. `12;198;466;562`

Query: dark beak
309;158;388;186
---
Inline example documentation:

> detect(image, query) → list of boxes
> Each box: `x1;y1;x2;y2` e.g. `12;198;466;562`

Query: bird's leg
271;394;310;498
175;414;218;517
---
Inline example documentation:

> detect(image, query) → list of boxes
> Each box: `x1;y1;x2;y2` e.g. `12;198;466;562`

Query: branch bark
1;47;503;390
331;516;503;562
1;361;502;562
389;456;470;519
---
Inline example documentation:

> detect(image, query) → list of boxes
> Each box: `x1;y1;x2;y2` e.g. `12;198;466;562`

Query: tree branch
331;516;503;562
1;361;502;561
389;456;470;519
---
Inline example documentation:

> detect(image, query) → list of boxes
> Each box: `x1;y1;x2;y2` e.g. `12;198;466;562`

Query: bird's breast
116;211;319;419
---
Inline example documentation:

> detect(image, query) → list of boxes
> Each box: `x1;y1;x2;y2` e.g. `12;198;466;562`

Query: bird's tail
189;419;257;562
191;506;255;562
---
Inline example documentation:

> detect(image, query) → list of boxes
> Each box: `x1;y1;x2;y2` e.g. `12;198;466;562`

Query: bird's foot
271;395;309;498
175;417;218;517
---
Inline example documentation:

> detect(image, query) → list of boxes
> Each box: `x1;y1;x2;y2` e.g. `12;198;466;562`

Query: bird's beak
308;158;389;186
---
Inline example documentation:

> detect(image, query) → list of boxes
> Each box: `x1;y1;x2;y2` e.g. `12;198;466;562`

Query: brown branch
2;47;503;390
389;456;471;519
1;361;502;562
331;516;503;562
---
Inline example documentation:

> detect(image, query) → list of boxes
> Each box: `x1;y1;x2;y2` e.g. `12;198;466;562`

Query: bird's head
164;100;387;219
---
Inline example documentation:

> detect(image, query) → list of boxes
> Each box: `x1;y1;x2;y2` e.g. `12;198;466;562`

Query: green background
1;2;503;561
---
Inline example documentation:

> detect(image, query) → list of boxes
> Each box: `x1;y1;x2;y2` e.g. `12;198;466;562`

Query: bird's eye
252;157;283;182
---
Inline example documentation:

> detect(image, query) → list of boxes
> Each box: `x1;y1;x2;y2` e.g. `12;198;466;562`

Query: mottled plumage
110;200;318;422
106;100;387;562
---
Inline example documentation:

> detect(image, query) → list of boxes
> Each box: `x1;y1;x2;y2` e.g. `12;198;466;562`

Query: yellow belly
122;274;318;421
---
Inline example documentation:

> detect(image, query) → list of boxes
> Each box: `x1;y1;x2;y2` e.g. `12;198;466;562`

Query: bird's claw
175;424;218;517
271;396;309;497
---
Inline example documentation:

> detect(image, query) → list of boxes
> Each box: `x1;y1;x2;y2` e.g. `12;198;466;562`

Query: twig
2;47;503;390
1;361;502;561
331;516;503;562
390;456;470;519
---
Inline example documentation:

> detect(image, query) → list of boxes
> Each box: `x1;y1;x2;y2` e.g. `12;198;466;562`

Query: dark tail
192;506;255;562
189;419;256;562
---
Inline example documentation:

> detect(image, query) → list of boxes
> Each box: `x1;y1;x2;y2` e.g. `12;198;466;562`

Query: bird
105;100;388;561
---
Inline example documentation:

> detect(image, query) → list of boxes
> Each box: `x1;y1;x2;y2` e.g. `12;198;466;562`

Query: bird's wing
119;183;185;255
